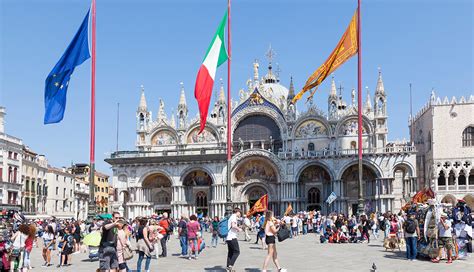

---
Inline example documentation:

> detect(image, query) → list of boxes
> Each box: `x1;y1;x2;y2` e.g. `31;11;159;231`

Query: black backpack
404;219;416;234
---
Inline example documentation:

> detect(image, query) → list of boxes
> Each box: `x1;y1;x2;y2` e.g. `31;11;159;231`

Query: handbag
277;225;290;242
119;238;134;261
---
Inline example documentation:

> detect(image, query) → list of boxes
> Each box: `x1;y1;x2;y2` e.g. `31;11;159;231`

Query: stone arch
463;194;474;210
296;161;335;182
337;160;382;180
231;104;288;139
149;127;178;146
142;173;172;188
185;122;221;144
291;116;331;138
180;166;215;186
437;170;447;187
335;115;374;137
441;194;457;206
231;149;284;181
240;181;274;203
233;156;280;184
458;169;467;186
392;162;415;177
138;169;174;186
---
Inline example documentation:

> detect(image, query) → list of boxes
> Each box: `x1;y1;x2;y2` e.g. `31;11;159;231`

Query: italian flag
194;11;228;134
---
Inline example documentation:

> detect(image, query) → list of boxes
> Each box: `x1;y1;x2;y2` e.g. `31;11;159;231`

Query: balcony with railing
109;141;416;162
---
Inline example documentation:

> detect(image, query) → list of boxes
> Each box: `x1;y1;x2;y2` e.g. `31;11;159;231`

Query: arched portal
245;186;267;213
234;158;278;183
340;164;378;215
182;170;213;216
142;173;172;214
233;115;282;152
298;165;331;212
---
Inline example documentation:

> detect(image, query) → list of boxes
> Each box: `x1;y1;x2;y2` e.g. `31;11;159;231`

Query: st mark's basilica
106;52;418;219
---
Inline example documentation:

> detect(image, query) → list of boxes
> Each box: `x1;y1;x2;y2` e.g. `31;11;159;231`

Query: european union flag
44;9;91;124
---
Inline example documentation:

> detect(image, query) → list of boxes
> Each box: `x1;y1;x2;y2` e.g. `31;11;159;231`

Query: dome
259;82;289;105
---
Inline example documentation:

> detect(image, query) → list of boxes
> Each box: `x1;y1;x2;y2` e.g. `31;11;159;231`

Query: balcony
107;146;227;164
278;146;416;159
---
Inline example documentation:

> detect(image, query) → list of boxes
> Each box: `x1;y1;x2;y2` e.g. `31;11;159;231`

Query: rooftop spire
179;82;186;106
138;85;147;111
289;76;295;97
329;75;337;98
218;78;226;104
375;67;385;95
365;88;372;112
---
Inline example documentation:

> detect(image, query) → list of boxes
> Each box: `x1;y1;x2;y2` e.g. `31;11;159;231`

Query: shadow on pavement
204;265;226;271
243;268;261;272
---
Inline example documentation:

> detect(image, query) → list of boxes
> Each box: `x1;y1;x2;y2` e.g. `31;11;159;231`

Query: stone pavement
28;231;473;272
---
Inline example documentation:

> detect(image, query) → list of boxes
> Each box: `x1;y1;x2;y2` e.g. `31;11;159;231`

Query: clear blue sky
1;0;472;174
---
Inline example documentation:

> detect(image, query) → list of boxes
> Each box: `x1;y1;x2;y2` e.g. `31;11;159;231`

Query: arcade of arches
121;170;228;219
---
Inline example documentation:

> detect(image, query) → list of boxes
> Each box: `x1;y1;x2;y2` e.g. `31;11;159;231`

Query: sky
0;0;472;175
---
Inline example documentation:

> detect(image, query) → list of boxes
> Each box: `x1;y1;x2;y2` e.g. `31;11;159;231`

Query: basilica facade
106;58;417;219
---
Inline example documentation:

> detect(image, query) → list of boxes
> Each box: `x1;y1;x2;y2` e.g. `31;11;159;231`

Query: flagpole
225;0;232;215
356;0;364;216
88;0;97;219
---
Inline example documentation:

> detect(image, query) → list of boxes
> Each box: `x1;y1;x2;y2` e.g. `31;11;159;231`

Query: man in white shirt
432;212;454;264
242;215;251;241
226;208;242;272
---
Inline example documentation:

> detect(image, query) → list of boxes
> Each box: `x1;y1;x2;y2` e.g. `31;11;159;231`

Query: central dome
260;83;289;102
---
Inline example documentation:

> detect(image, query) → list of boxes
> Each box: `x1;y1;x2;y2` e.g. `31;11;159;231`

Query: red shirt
25;237;33;252
159;219;169;235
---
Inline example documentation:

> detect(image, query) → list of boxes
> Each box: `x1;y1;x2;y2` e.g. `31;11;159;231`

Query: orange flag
246;194;268;217
293;8;359;103
284;203;293;216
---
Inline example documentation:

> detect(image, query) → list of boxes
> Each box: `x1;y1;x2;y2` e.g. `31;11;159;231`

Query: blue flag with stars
44;9;91;124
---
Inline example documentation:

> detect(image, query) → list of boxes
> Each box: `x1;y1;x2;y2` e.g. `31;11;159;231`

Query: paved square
29;231;472;271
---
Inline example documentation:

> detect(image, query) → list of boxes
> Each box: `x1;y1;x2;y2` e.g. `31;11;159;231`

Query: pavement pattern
28;231;473;272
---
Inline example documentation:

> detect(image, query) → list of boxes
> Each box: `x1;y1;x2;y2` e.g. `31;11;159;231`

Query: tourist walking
403;212;420;261
116;219;130;272
262;210;285;272
370;213;379;240
178;214;188;256
210;216;219;248
242;215;251;241
158;212;171;258
58;226;74;268
136;217;154;272
10;224;29;271
99;211;121;272
226;208;242;272
41;225;55;267
187;214;201;260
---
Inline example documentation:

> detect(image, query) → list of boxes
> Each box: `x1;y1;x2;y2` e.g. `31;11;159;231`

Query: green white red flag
194;10;228;134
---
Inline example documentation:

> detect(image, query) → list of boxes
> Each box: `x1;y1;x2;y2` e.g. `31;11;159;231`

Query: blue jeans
179;236;188;255
136;251;151;272
303;225;308;235
211;235;218;247
188;238;199;258
405;237;417;260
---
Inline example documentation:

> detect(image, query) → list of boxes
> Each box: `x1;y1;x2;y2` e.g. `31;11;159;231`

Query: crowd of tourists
0;199;471;271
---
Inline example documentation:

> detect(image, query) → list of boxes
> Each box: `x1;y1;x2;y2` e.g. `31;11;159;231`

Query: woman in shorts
41;225;55;267
262;210;285;272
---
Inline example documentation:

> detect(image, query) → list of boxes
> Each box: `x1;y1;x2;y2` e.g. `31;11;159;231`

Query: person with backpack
403;211;420;261
58;226;74;267
225;208;242;272
178;214;188;256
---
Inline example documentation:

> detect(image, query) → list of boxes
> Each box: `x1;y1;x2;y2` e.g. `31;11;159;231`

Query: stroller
88;246;99;261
